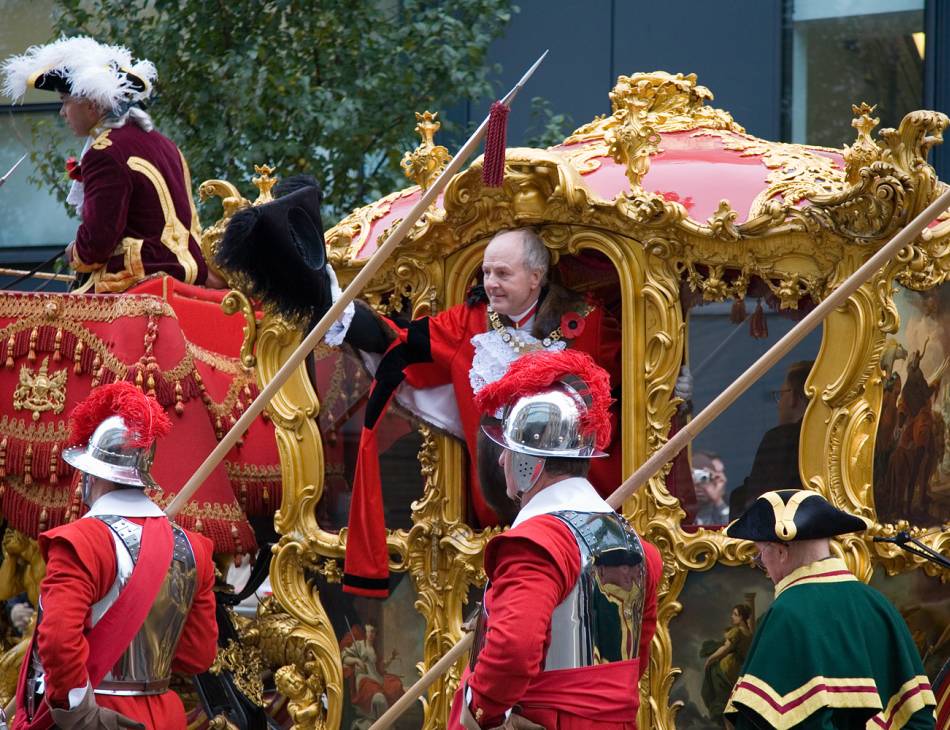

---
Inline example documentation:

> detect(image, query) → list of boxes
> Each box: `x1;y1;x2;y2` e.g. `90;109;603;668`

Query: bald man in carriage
2;36;223;293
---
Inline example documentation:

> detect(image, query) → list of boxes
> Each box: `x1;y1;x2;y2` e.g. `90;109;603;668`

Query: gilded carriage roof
324;71;950;309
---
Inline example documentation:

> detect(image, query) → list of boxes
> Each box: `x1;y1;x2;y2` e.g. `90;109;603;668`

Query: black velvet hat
725;489;868;542
216;175;333;322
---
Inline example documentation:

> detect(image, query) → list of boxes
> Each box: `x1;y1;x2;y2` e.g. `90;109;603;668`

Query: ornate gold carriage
5;70;948;729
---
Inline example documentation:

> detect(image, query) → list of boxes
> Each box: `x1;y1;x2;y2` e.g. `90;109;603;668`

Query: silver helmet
62;414;158;489
482;378;608;494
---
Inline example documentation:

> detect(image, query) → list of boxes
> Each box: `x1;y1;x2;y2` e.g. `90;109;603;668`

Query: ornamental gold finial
401;111;452;192
252;164;278;203
607;100;661;189
844;102;881;184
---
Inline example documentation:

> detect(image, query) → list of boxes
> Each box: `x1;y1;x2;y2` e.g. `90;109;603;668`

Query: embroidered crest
14;356;68;421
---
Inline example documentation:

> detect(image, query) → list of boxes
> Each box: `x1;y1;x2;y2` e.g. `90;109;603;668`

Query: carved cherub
275;664;321;728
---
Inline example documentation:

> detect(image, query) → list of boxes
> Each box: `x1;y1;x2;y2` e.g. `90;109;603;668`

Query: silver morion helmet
62;414;158;489
483;377;609;460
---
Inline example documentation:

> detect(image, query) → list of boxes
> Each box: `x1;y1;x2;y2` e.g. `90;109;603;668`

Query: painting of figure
874;284;950;526
670;565;774;729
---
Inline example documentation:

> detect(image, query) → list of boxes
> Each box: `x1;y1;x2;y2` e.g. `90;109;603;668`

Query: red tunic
448;512;662;729
396;299;623;526
29;515;217;729
70;123;208;293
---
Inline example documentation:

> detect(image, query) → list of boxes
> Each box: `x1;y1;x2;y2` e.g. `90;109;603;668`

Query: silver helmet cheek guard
506;450;546;494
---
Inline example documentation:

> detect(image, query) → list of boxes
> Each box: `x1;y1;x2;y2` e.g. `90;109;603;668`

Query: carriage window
790;0;924;146
685;298;822;527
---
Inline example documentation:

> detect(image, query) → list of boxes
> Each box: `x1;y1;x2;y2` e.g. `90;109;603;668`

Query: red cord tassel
482;101;509;188
730;297;747;324
749;300;768;339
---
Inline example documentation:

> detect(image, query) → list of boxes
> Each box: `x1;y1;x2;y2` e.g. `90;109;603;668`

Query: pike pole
368;185;950;730
163;50;548;519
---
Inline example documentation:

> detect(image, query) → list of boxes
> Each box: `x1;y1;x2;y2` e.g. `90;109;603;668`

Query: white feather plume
1;36;156;110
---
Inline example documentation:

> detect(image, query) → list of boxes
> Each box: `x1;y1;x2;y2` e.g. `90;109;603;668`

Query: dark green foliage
39;0;516;223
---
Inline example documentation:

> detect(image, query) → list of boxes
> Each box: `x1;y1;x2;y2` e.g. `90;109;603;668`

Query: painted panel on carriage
309;571;425;730
869;566;948;683
873;282;950;527
669;564;775;729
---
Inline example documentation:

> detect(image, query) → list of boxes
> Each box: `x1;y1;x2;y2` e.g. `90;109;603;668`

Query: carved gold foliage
211;634;266;707
844;102;882;184
565;71;744;147
401;111;452;192
606;104;662;189
198;179;249;287
252;312;343;730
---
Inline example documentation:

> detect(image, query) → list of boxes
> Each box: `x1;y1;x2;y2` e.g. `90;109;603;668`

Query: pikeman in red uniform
447;349;663;730
11;381;217;730
1;37;222;292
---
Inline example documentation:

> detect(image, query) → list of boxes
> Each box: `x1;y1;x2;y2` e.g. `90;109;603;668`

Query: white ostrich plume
1;36;156;111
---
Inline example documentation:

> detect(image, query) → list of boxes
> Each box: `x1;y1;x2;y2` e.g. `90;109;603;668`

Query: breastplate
90;515;198;694
470;510;647;674
544;510;646;670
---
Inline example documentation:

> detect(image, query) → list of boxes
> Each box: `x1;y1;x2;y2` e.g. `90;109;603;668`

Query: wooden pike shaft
0;267;74;283
369;633;474;730
367;186;950;728
164;51;548;518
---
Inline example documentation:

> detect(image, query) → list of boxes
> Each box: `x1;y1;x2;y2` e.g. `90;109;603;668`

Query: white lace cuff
324;262;356;347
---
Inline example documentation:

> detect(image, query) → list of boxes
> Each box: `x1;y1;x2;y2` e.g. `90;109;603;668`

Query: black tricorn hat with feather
216;175;333;322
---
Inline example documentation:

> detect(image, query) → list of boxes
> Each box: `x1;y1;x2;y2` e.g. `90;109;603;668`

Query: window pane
0;112;76;248
791;0;924;146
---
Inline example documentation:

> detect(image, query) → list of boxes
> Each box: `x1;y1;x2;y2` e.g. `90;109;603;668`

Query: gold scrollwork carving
401;111;452;193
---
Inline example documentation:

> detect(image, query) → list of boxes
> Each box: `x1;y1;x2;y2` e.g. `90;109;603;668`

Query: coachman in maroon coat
1;36;217;292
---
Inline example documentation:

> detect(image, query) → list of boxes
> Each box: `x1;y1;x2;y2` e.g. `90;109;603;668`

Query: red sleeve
171;531;218;674
36;521;116;703
402;303;473;389
73;149;132;269
637;540;663;681
468;516;580;725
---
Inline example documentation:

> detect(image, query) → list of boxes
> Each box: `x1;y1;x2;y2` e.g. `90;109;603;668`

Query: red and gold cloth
448;509;662;729
70;124;207;293
19;515;215;729
0;281;281;553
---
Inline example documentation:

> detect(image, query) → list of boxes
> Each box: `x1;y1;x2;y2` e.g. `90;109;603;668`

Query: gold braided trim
186;340;250;376
726;674;882;730
0;319;131;378
7;477;72;509
224;462;282;481
0;293;175;324
150;495;246;522
774;558;857;598
868;676;935;730
0;416;68;443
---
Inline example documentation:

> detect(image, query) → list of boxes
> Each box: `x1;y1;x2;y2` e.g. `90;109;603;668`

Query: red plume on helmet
68;381;171;449
475;349;614;450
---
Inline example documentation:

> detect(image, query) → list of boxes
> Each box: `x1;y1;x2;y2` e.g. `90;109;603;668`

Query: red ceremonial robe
16;490;217;730
447;478;662;729
69;122;208;293
343;294;622;596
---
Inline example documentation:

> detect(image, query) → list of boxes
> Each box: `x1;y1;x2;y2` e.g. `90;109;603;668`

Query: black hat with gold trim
725;489;868;542
1;36;155;112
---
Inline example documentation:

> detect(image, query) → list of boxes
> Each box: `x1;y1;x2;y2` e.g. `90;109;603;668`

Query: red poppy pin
65;156;82;182
560;311;585;339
